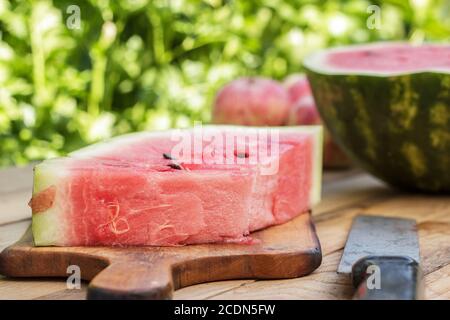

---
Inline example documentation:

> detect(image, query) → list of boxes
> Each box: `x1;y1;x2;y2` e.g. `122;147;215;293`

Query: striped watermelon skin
305;70;450;192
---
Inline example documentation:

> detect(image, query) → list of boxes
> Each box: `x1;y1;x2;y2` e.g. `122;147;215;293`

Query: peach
284;74;351;169
212;77;290;126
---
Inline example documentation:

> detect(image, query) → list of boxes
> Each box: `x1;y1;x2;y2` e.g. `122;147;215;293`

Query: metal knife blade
338;215;420;274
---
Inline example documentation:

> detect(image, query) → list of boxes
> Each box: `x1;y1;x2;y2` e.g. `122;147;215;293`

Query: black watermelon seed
163;153;174;160
235;152;249;158
167;163;182;170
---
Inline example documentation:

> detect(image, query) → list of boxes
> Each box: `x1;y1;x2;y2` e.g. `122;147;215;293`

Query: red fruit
284;74;351;169
284;74;312;104
212;77;290;126
287;96;321;126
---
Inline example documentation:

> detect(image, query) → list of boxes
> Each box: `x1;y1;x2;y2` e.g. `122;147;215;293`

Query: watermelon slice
31;126;322;246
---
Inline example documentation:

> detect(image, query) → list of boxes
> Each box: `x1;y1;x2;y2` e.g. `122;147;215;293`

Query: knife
338;215;423;300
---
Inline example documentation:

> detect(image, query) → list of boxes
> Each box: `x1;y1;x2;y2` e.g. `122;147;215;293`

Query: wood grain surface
0;212;321;300
0;166;449;300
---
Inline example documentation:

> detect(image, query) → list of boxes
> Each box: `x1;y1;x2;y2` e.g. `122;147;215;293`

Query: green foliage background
0;0;449;166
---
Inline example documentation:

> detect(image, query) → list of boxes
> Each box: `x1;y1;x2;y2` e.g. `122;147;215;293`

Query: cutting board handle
87;260;174;300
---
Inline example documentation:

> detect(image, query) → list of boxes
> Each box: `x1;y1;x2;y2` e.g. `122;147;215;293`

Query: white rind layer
304;42;450;77
32;159;71;245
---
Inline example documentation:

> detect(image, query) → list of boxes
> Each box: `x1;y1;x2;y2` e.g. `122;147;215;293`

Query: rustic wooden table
0;165;448;300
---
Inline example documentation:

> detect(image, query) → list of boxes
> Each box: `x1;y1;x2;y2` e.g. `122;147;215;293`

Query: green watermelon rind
32;160;70;245
32;125;323;246
304;42;450;192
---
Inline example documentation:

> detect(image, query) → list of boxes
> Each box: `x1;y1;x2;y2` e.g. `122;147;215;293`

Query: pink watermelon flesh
66;160;253;245
31;127;320;246
324;43;450;73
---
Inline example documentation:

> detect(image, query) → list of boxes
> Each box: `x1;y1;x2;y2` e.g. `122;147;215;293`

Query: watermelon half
30;125;322;246
304;42;450;192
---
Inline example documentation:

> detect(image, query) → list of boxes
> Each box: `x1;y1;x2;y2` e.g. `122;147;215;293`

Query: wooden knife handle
87;261;174;300
351;256;423;300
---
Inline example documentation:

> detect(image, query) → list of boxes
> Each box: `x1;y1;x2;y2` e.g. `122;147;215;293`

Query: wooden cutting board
0;212;321;300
